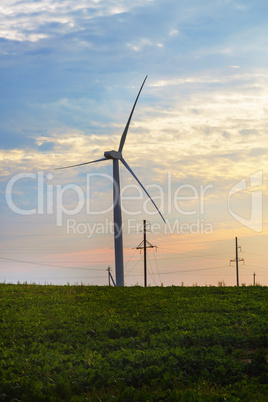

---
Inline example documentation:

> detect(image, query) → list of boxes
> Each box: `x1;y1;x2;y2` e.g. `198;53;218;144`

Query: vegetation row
0;284;267;401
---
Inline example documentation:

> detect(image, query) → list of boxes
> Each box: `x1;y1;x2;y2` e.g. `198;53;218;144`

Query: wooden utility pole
143;220;147;287
136;220;156;287
229;237;244;287
253;272;256;286
235;237;239;287
108;266;111;286
107;266;116;286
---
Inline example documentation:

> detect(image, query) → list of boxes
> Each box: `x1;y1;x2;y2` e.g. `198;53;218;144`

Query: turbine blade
118;76;148;153
121;157;166;223
54;157;107;170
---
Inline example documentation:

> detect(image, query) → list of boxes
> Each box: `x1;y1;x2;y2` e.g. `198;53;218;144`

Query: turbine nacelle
104;150;122;160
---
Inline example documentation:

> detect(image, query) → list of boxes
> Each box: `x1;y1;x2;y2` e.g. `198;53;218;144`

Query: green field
0;284;267;401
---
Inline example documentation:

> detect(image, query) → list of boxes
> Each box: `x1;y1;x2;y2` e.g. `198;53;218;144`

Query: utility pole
253;272;256;286
235;236;239;287
143;220;147;287
229;237;244;287
136;220;156;287
107;266;116;287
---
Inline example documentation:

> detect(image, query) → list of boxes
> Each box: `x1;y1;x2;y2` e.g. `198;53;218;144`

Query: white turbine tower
56;76;165;286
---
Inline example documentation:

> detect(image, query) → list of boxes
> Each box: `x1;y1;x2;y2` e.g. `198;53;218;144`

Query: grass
0;283;267;401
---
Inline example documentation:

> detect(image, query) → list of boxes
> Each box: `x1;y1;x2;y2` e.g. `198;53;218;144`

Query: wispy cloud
127;38;164;51
2;70;267;184
169;29;179;36
0;0;153;42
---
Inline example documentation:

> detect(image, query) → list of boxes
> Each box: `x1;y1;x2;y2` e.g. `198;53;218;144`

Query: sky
0;0;267;286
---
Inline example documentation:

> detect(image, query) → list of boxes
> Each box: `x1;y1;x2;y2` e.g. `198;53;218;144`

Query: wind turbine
56;76;165;286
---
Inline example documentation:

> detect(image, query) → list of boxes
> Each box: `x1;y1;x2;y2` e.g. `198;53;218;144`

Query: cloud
0;0;153;42
149;76;221;88
126;38;164;52
2;69;267;191
169;29;179;36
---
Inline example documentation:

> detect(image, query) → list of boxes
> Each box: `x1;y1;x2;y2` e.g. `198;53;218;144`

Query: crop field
0;284;267;401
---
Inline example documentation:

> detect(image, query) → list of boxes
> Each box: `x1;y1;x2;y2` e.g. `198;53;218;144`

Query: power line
125;256;143;277
152;247;162;285
147;256;157;286
124;248;138;268
243;251;268;258
0;256;102;271
158;265;230;275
